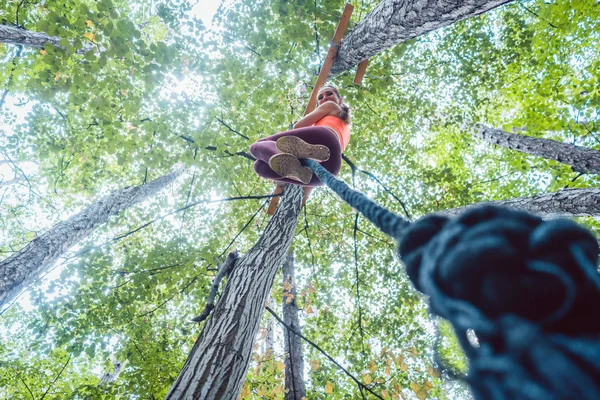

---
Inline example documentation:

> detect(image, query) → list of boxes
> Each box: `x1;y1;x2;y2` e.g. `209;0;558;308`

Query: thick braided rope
304;159;600;399
303;159;410;238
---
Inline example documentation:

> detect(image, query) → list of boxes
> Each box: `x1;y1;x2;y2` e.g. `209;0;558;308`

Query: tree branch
265;306;384;400
191;251;239;323
216;117;249;140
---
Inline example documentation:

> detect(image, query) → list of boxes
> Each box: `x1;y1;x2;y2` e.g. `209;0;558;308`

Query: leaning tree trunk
0;24;96;53
0;168;184;307
282;251;307;400
166;184;304;400
330;0;514;75
476;125;600;174
444;187;600;218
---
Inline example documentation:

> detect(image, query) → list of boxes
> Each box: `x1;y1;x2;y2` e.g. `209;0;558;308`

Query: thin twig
40;353;72;400
216;117;249;140
218;198;270;258
265;306;384;400
342;154;412;220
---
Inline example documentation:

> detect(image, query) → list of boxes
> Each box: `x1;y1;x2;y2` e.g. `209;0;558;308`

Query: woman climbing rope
249;85;350;185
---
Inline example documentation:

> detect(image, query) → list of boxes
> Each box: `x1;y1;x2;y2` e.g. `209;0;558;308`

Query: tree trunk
0;168;184;307
264;296;275;357
330;0;514;75
476;125;600;174
0;24;96;54
282;251;307;400
166;184;303;400
444;187;600;218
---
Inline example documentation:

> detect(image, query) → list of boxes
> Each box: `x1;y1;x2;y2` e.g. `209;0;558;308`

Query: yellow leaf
121;90;127;96
83;32;95;42
400;363;408;372
273;386;283;394
239;384;251;398
368;360;377;373
423;380;433;391
362;373;372;385
427;366;441;378
257;386;267;396
410;347;418;357
409;382;421;394
306;306;314;314
325;381;334;394
416;389;428;400
310;359;319;371
40;49;47;55
54;72;61;82
395;355;404;365
381;389;390;399
276;361;285;372
385;365;391;375
86;19;93;27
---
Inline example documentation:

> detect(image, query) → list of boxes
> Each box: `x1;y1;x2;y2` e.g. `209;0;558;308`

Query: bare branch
265;306;384;400
191;251;239;323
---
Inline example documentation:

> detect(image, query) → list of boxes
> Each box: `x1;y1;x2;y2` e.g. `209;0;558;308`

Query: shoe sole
269;153;313;184
276;136;330;161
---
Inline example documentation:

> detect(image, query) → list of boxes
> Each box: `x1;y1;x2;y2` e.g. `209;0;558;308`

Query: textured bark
330;0;513;75
0;24;97;53
0;168;183;307
476;125;600;174
264;296;275;356
443;187;600;218
166;185;303;400
282;252;307;400
99;359;127;386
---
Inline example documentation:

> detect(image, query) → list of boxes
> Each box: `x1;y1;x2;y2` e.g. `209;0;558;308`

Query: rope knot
399;205;600;334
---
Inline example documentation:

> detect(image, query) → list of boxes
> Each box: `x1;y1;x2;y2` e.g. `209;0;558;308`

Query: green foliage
2;0;600;398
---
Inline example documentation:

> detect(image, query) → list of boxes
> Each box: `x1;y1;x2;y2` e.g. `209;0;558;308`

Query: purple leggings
249;126;342;187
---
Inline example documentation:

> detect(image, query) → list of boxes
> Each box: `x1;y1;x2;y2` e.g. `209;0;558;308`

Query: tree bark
166;184;303;400
282;252;307;400
330;0;514;75
0;168;184;307
476;125;600;174
443;187;600;218
0;24;97;54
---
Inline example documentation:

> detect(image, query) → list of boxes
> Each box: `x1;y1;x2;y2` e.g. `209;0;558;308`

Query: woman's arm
293;101;342;129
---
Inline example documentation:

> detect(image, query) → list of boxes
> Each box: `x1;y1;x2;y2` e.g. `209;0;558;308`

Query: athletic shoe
269;153;313;184
276;136;330;161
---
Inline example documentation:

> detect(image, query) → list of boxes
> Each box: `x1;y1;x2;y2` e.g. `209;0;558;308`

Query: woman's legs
249;126;342;187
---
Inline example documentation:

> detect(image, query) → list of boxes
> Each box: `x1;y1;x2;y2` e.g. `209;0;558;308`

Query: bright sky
191;0;221;29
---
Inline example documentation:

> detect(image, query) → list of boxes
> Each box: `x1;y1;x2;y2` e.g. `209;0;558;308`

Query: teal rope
302;159;409;239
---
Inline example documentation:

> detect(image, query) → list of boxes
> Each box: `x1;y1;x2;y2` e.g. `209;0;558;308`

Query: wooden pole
354;59;369;85
267;4;354;216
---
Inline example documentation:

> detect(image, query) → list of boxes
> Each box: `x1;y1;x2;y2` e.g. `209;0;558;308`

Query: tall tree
331;0;515;74
282;251;307;400
475;125;600;174
0;24;97;53
166;185;303;399
0;168;183;307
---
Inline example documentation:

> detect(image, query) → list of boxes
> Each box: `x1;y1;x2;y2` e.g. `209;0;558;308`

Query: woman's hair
320;85;351;124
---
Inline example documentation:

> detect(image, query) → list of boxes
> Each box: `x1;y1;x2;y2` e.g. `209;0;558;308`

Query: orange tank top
315;115;351;151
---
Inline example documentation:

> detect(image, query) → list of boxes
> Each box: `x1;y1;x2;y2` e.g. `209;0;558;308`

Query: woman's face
317;88;341;105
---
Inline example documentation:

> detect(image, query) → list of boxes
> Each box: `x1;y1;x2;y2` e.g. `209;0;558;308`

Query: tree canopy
1;0;599;398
